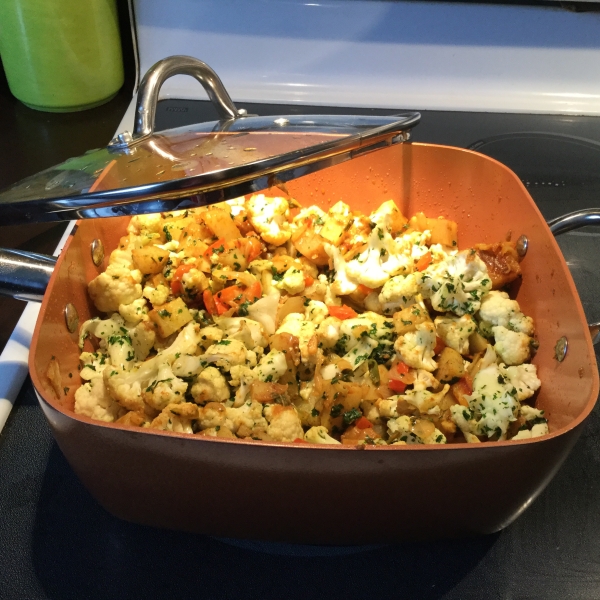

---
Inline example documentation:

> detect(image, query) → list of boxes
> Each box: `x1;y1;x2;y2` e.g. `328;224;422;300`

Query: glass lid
0;56;420;225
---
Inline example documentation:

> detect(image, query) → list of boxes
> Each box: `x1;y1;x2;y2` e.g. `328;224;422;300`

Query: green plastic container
0;0;124;112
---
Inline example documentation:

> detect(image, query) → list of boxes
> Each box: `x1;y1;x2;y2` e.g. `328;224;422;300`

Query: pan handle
548;209;600;344
110;56;245;149
0;249;56;303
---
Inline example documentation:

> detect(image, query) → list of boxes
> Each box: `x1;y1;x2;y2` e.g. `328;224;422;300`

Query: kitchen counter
2;79;600;600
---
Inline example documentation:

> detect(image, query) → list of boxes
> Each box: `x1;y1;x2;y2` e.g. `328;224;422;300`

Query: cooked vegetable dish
73;194;546;445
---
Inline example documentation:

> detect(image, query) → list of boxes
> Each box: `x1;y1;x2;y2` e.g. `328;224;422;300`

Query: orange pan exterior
29;142;599;544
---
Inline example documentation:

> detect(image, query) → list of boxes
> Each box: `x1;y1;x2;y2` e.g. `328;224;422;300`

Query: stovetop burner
156;99;600;324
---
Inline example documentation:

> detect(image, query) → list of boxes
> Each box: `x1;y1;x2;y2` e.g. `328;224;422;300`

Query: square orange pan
29;142;599;544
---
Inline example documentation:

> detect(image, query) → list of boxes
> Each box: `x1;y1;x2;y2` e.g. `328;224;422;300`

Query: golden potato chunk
435;347;465;383
132;246;170;275
475;242;522;289
393;304;431;335
148;297;193;338
202;206;242;241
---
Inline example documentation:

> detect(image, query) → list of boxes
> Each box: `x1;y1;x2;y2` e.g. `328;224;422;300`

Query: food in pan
73;195;547;445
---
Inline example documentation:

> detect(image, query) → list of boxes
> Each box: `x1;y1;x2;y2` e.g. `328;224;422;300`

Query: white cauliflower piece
377;398;400;419
74;376;125;422
129;321;156;361
142;283;170;306
150;403;198;434
143;362;188;411
400;384;450;414
127;213;164;235
394;322;437;371
229;365;258;406
419;250;491;316
412;369;440;392
225;400;268;435
479;291;535;336
305;300;329;325
451;362;520;439
203;339;257;371
88;264;143;313
434;314;476;355
79;351;108;380
304;426;341;445
325;244;358;296
255;349;289;382
216;317;268;349
246;194;291;246
264;405;304;442
172;354;205;378
119;298;149;325
246;294;279;336
198;326;223;349
493;325;531;366
500;363;541;401
316;316;342;349
190;367;231;404
379;273;420;315
520;405;546;422
387;415;446;444
103;322;203;411
275;266;305;295
181;268;209;300
276;313;318;364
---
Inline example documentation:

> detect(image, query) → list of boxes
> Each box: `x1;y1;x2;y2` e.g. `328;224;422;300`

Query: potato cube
202;207;242;241
427;217;458;247
132;246;170;275
435;347;465;384
148;297;193;338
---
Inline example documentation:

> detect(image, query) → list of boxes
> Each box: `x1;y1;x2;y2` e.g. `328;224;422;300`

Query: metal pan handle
548;209;600;344
109;55;245;149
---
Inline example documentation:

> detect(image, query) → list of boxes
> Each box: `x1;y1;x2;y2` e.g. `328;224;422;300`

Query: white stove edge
0;100;138;435
134;0;600;115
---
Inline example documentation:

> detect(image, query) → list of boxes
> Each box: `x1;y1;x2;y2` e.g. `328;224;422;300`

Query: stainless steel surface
90;239;104;267
516;234;528;257
110;56;243;148
548;209;600;236
64;303;79;334
0;249;56;302
589;323;600;345
554;336;568;362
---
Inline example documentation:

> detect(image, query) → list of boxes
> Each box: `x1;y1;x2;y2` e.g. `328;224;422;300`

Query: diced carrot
293;438;308;443
203;238;227;258
327;305;358;320
170;264;194;295
415;251;432;272
357;284;373;296
304;275;315;288
389;379;407;394
243;235;262;263
355;416;373;429
396;361;410;375
202;289;218;316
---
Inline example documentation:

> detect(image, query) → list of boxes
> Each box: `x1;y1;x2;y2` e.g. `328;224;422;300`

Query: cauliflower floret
479;291;535;336
377;398;400;419
379;273;420;315
190;367;231;404
387;415;446;444
434;314;476;355
255;349;288;382
325;244;358;296
316;316;342;349
143;362;188;411
400;384;450;414
225;400;268;435
88;265;143;313
304;426;341;445
172;354;205;378
203;339;257;371
394;322;437;371
74;376;125;422
181;268;209;300
119;298;149;325
198;326;223;349
451;362;520;439
246;194;291;246
305;300;329;325
492;325;531;366
229;365;258;406
412;369;440;392
520;404;546;421
511;422;549;440
264;404;304;442
142;283;170;306
127;213;164;236
150;402;199;434
129;321;156;361
419;250;491;316
197;401;228;429
276;313;318;364
500;363;541;401
217;317;268;349
79;351;109;380
104;322;203;411
275;266;305;295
